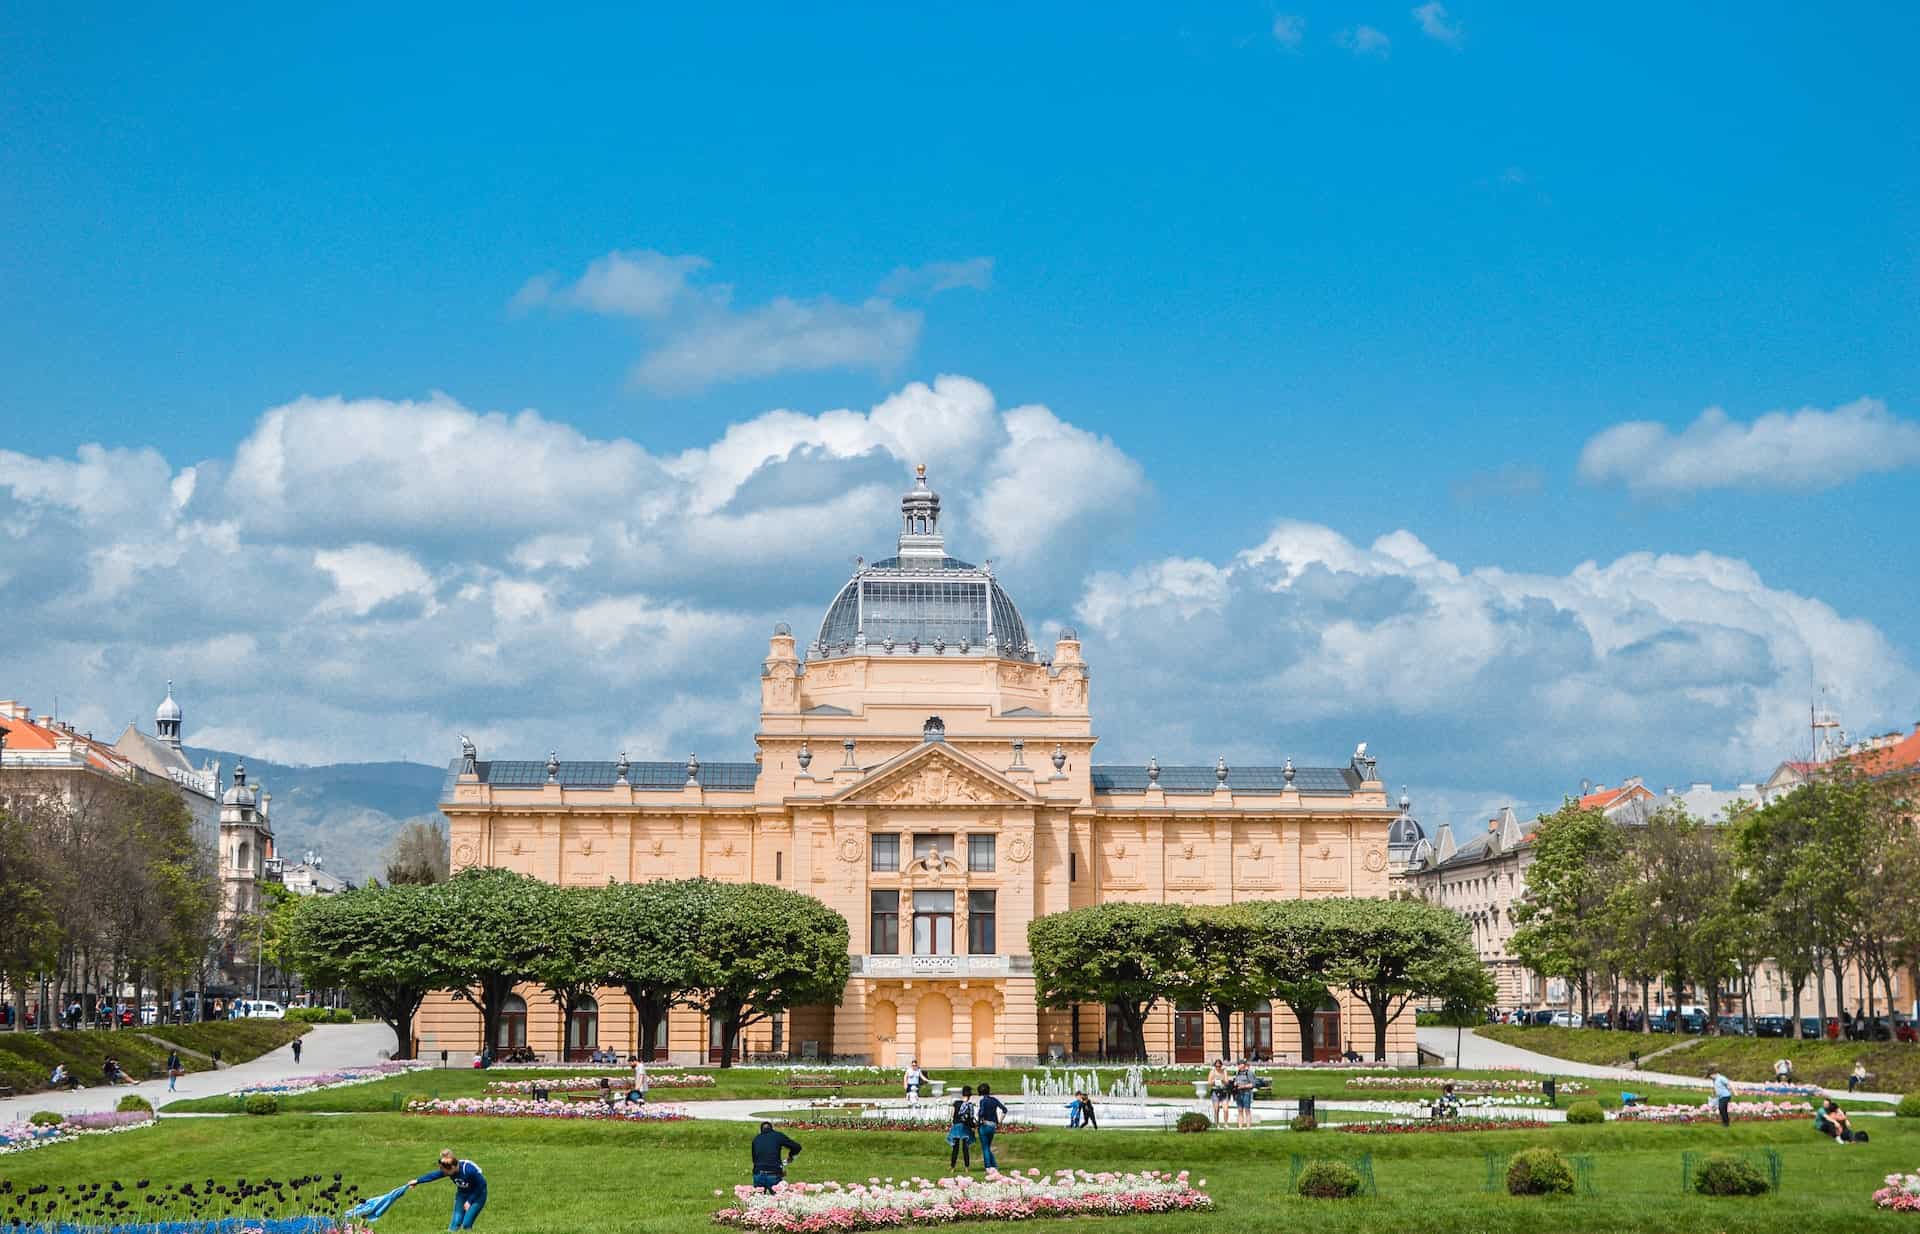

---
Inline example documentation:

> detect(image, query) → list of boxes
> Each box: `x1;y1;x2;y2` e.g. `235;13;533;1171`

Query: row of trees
290;868;850;1065
1027;897;1492;1061
0;779;222;1028
1511;767;1920;1034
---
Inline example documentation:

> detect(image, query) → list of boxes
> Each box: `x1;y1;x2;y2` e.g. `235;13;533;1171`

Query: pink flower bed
1876;1173;1920;1212
1615;1100;1811;1124
1343;1076;1587;1095
235;1061;425;1097
405;1096;689;1121
713;1168;1211;1229
484;1073;715;1094
1339;1118;1548;1135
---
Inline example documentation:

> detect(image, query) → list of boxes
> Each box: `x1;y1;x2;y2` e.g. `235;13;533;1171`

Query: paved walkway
0;1023;395;1124
1417;1025;1902;1105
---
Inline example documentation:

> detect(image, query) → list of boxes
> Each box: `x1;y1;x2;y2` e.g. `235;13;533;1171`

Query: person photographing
751;1122;803;1192
406;1150;486;1229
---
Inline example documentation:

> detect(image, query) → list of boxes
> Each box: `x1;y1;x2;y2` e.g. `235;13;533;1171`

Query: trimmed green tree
1168;905;1269;1061
683;879;850;1068
1320;897;1487;1061
1248;899;1344;1063
598;879;706;1062
289;882;444;1059
531;886;608;1059
1029;902;1185;1061
422;867;555;1055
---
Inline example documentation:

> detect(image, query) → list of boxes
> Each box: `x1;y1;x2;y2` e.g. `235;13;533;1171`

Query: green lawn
1481;1025;1920;1095
163;1064;1678;1114
5;1109;1916;1232
0;1022;308;1096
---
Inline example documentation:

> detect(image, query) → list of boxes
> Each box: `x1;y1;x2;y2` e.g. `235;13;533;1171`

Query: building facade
425;469;1410;1066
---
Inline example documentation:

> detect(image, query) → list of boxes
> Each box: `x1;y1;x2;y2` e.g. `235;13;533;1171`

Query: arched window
1241;999;1273;1061
496;993;528;1050
565;995;599;1061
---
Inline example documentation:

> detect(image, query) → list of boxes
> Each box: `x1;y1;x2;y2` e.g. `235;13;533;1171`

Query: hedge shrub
1694;1154;1770;1197
29;1110;64;1127
115;1094;153;1113
1897;1093;1920;1119
285;1007;355;1024
1564;1100;1604;1125
243;1093;280;1116
1297;1159;1363;1199
1291;1114;1319;1132
1506;1146;1575;1197
1175;1112;1211;1133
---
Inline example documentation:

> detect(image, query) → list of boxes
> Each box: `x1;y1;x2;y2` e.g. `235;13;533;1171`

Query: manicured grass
0;1022;309;1097
143;1020;308;1061
1482;1024;1920;1094
5;1109;1916;1232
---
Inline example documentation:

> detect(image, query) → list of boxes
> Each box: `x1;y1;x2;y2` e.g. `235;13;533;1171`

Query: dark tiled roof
1090;764;1361;796
450;758;759;793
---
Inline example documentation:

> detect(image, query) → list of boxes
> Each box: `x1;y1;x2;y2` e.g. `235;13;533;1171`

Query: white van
232;999;286;1020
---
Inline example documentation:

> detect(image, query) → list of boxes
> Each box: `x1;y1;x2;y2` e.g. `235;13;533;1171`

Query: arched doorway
1313;998;1342;1063
971;1000;997;1067
916;992;953;1066
1241;1000;1272;1061
1173;1000;1206;1064
871;999;898;1067
495;993;528;1051
566;995;599;1061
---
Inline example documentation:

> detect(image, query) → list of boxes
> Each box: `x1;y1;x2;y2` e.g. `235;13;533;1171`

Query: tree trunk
1213;1008;1234;1064
1813;951;1829;1034
1369;996;1389;1061
1639;978;1652;1032
1285;1003;1316;1064
1120;1004;1148;1062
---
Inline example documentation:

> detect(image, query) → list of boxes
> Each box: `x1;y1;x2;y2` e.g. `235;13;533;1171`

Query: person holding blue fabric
407;1149;486;1229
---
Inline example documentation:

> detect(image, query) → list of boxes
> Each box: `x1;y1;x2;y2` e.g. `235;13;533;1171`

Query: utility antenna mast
1811;689;1843;764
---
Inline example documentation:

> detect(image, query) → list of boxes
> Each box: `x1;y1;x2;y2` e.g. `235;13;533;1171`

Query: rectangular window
1069;851;1078;882
967;890;997;954
871;833;899;872
775;851;783;881
968;834;996;872
912;890;955;955
869;891;899;955
770;1011;785;1054
913;834;955;862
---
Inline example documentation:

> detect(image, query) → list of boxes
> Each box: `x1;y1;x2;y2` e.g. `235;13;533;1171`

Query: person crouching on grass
406;1150;486;1230
752;1121;803;1192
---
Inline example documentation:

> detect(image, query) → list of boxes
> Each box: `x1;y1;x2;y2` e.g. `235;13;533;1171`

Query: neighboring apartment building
426;468;1410;1066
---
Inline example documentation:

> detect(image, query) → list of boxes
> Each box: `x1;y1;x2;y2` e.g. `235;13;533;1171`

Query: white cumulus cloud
1337;25;1391;56
633;296;922;393
1411;2;1463;46
1578;397;1920;495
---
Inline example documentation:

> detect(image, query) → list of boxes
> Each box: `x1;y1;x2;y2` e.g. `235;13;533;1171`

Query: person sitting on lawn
1816;1098;1866;1144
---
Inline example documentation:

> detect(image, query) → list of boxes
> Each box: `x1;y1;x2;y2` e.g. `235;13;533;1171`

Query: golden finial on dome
915;462;927;480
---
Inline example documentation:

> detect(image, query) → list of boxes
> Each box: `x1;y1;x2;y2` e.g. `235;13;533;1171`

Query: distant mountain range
185;747;448;886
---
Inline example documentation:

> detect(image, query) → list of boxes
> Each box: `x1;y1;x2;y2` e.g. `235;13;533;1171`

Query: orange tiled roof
0;705;133;776
1851;725;1920;779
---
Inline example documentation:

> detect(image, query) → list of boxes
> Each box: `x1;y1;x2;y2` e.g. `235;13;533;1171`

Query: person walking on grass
1075;1090;1099;1130
1709;1067;1732;1127
292;1037;302;1065
976;1083;1008;1170
904;1058;926;1106
751;1121;802;1192
947;1084;978;1171
406;1150;486;1230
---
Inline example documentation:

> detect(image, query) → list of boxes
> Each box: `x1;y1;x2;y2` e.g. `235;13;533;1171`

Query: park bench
784;1073;844;1095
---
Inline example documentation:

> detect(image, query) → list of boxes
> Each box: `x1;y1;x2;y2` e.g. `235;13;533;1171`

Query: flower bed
0;1171;363;1232
0;1111;157;1156
713;1169;1210;1230
1343;1076;1586;1094
1339;1117;1549;1135
233;1061;426;1098
774;1116;1033;1134
1735;1082;1821;1098
483;1073;715;1094
405;1096;689;1121
1875;1172;1920;1212
1615;1100;1811;1124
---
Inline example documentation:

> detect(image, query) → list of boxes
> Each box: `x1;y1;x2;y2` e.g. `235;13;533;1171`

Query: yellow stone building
425;468;1411;1066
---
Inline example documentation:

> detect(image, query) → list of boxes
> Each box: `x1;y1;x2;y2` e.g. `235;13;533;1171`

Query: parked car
1528;1009;1557;1027
1549;1011;1584;1029
231;999;285;1020
1717;1015;1749;1036
1754;1015;1790;1037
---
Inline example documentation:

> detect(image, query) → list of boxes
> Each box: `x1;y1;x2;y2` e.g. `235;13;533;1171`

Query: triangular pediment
832;741;1037;807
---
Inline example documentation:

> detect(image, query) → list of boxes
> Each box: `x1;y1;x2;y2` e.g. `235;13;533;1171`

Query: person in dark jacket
406;1150;486;1229
166;1050;183;1092
292;1037;302;1065
975;1083;1009;1170
751;1122;803;1192
946;1085;977;1170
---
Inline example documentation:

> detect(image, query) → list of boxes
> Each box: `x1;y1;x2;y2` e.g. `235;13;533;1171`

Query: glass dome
810;467;1037;661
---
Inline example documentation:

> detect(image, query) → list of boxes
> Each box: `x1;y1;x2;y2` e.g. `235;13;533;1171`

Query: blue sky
3;4;1917;825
